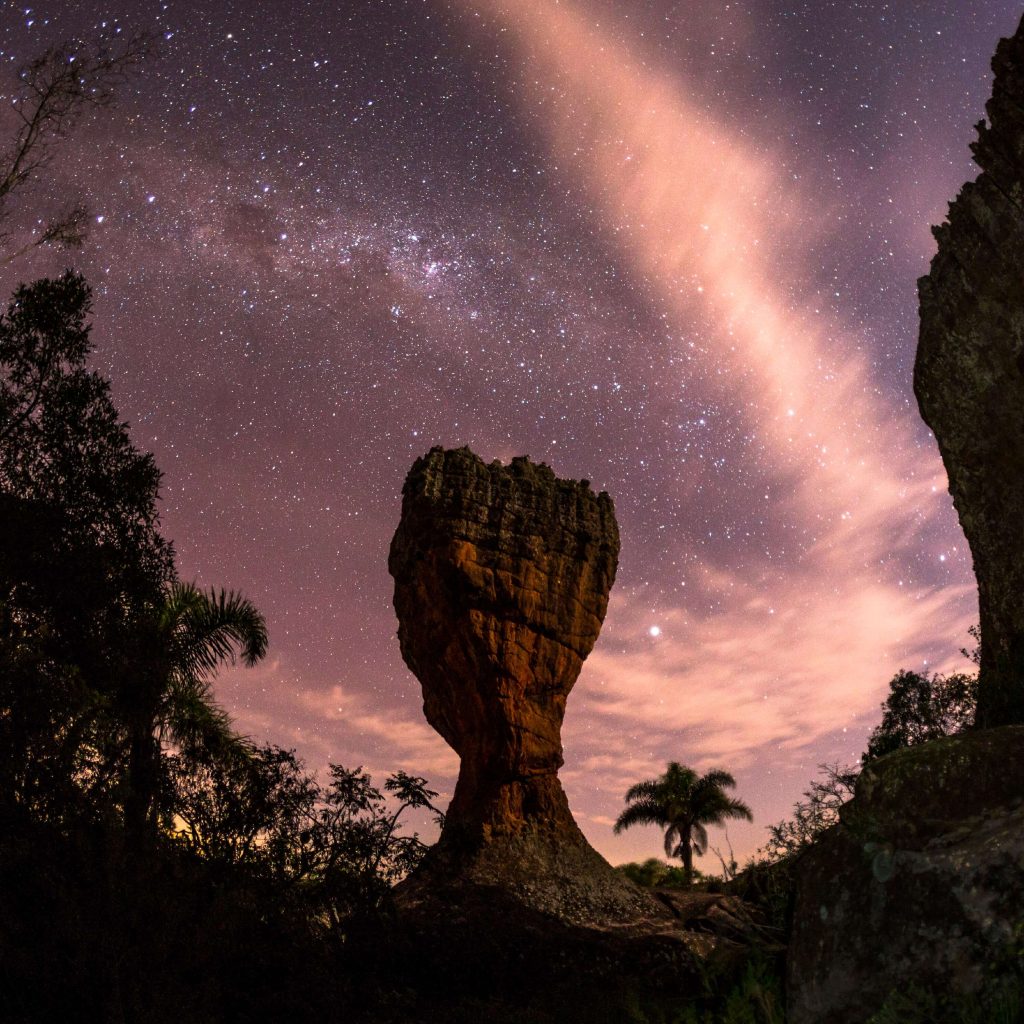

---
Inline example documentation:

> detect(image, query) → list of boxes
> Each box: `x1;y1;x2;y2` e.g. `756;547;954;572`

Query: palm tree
123;582;268;844
613;762;752;885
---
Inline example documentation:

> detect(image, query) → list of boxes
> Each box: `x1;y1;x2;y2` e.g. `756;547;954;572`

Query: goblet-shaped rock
389;446;618;840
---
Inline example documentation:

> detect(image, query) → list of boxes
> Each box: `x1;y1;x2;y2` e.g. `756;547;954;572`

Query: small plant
719;957;785;1024
759;762;858;862
616;857;692;888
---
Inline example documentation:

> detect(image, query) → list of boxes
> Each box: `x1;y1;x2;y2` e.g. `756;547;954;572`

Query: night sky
2;0;1019;867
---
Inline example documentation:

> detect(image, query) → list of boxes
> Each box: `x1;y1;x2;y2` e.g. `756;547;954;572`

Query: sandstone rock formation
384;448;776;1012
916;13;1024;727
788;24;1024;1018
787;726;1024;1024
388;446;654;924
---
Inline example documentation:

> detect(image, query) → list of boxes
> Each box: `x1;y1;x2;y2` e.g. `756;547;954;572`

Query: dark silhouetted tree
0;272;172;587
614;762;752;886
0;273;173;824
863;669;977;763
123;582;267;845
169;747;443;931
168;743;317;871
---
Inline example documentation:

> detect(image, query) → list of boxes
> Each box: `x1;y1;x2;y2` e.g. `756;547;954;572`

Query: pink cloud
453;0;977;864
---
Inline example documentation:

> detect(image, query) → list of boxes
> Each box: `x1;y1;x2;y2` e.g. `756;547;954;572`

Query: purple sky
2;0;1019;867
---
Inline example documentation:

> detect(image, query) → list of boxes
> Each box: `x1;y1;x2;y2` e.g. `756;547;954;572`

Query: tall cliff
916;13;1024;727
787;15;1024;1022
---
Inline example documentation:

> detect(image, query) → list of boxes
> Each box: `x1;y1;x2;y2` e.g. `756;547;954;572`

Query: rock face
916;14;1024;727
787;727;1024;1024
384;448;775;1013
787;22;1024;1018
388;446;653;924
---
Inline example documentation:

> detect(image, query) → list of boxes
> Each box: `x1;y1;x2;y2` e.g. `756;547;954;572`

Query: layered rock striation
388;446;652;924
383;447;776;1010
916;13;1024;727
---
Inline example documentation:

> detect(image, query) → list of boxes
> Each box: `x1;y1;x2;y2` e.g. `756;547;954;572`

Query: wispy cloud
215;658;457;785
455;0;976;860
297;684;458;780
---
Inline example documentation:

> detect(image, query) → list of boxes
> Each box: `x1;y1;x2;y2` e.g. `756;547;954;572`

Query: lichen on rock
787;727;1024;1024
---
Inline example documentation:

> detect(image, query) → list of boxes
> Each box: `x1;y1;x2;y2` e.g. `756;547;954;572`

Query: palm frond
692;822;709;855
663;762;698;790
694;769;737;792
623;778;664;803
716;797;754;822
159;581;208;632
613;798;667;834
663;822;682;858
162;674;248;762
172;583;268;682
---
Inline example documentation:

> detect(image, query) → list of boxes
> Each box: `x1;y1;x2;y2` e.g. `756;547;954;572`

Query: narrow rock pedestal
381;448;773;1016
388;446;654;925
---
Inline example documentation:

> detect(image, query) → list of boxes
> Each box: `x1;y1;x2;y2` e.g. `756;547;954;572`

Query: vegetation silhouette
0;273;174;829
614;762;753;886
0;274;442;1021
760;763;859;864
122;581;268;847
616;856;692;889
863;668;977;763
1;30;155;265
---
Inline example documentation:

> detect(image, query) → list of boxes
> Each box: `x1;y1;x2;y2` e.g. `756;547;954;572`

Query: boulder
787;727;1024;1023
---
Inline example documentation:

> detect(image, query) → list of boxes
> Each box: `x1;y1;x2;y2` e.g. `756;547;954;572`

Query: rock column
916;14;1024;727
388;447;651;924
389;446;618;839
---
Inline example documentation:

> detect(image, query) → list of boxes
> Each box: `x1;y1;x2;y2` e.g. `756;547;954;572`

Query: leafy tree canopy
169;744;444;930
0;272;173;595
0;273;174;825
615;857;692;889
863;669;977;763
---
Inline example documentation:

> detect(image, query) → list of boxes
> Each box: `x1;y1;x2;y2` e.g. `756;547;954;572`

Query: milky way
1;0;1019;865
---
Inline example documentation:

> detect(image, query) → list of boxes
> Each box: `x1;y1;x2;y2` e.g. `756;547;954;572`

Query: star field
1;0;1019;865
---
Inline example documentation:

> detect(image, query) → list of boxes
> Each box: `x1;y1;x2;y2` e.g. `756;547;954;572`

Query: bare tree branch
710;828;738;881
0;31;157;258
1;203;90;267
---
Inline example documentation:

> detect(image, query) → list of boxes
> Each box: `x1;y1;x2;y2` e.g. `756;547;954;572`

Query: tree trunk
680;824;694;886
125;716;156;851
